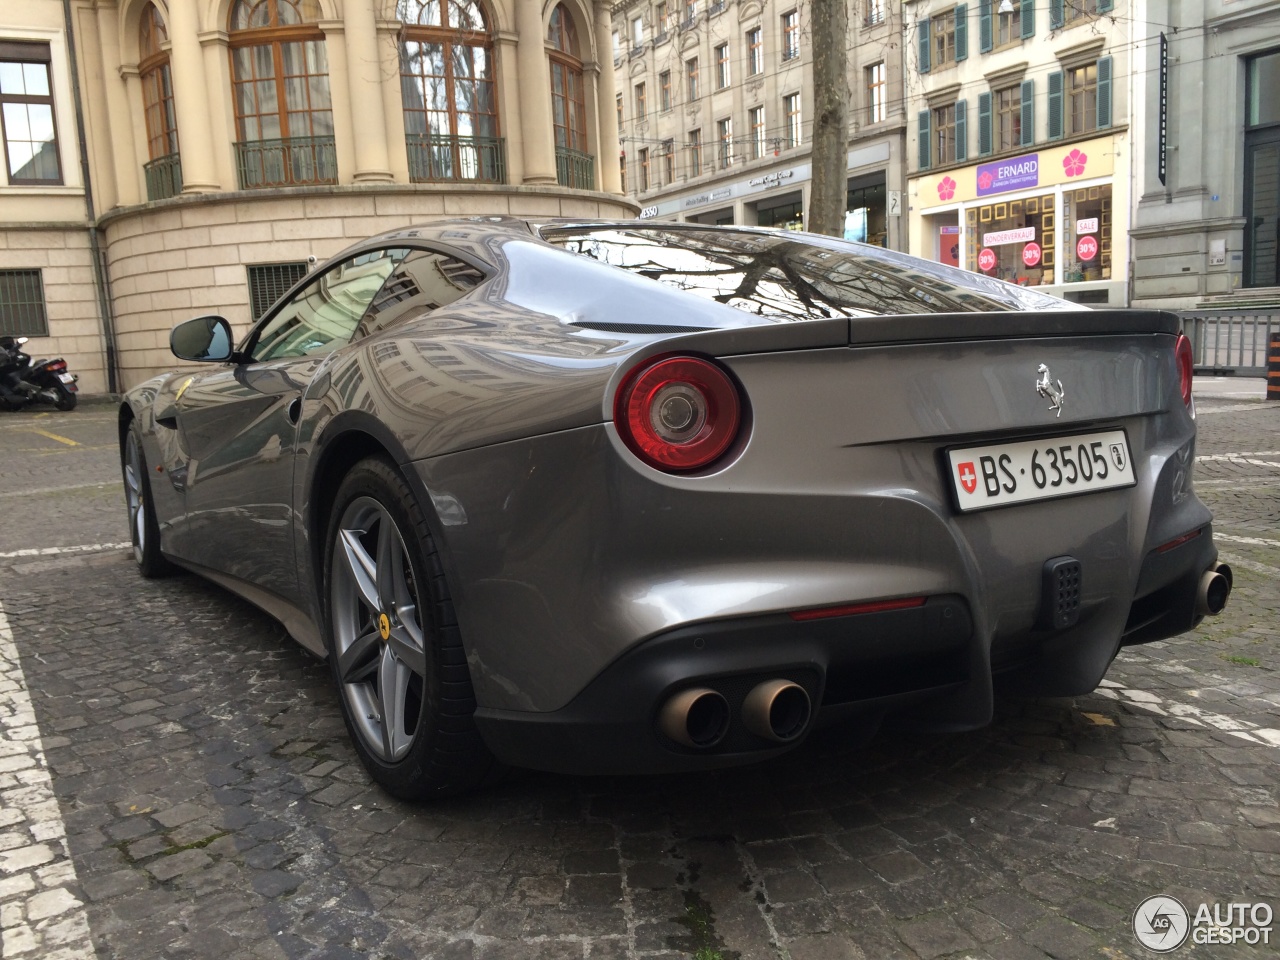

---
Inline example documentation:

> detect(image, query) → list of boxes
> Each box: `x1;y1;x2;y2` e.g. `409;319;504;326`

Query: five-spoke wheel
121;421;171;578
325;458;495;798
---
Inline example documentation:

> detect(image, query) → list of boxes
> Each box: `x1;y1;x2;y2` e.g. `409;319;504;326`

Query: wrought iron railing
407;134;506;184
555;147;595;190
234;136;337;189
144;153;182;201
708;1;726;15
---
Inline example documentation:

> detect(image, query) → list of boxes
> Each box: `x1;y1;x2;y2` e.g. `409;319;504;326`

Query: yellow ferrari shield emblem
378;613;390;642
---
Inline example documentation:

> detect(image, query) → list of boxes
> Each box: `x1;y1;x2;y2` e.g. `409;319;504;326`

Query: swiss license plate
57;373;74;384
947;430;1135;512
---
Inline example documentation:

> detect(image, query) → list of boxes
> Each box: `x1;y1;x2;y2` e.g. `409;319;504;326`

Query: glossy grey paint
121;219;1211;735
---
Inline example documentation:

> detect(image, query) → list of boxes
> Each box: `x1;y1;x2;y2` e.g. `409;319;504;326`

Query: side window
251;248;408;362
355;250;486;339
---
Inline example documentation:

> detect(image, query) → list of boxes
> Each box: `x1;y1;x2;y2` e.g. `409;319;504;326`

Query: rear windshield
541;225;1070;319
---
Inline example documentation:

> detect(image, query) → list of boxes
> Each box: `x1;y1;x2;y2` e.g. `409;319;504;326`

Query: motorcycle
0;336;78;411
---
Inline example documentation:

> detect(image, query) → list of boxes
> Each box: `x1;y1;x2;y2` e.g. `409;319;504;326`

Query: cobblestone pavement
0;393;1276;960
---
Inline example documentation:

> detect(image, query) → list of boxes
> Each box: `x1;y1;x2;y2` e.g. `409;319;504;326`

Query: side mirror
16;337;27;346
171;315;235;362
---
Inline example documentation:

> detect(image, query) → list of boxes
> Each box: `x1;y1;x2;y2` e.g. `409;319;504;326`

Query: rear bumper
474;595;972;776
473;526;1219;776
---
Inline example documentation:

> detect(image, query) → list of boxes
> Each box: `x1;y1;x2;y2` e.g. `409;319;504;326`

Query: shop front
909;133;1128;305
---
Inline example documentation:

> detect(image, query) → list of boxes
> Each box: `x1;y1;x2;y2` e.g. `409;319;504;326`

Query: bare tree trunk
807;0;849;237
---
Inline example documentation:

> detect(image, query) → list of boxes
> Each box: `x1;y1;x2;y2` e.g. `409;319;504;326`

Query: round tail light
1175;333;1193;407
614;355;742;472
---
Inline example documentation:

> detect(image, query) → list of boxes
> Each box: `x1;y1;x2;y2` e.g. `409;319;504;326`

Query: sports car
119;219;1231;798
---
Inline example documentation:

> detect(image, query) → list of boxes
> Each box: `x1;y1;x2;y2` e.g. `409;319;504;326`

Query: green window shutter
955;99;968;163
919;110;932;169
1047;71;1064;139
978;91;992;156
979;0;992;53
1020;78;1035;146
1099;0;1114;10
1020;0;1035;38
919;19;931;74
1050;0;1064;29
955;5;968;61
1097;56;1113;128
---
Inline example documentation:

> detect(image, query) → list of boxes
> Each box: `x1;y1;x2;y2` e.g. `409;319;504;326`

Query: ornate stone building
0;0;634;393
610;0;907;247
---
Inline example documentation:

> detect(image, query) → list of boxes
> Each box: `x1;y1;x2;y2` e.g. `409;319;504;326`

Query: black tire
53;384;76;411
121;420;173;578
323;457;497;799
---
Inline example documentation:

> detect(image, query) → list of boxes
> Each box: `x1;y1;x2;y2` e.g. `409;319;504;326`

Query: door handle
287;397;302;425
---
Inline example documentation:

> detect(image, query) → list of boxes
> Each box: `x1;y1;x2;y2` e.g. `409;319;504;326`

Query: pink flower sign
936;176;957;201
1063;149;1088;177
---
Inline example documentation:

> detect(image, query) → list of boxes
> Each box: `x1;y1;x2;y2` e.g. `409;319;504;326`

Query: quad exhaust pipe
1196;562;1233;617
659;687;730;748
742;679;812;743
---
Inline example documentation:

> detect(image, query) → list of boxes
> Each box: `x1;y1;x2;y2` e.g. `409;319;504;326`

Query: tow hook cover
1041;556;1082;630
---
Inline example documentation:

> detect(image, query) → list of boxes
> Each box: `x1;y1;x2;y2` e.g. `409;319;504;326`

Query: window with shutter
1049;0;1064;29
1020;78;1035;147
978;91;992;155
1020;0;1035;38
955;99;968;162
918;110;931;169
1047;71;1064;139
1097;56;1113;128
979;0;993;53
955;5;968;60
918;18;931;73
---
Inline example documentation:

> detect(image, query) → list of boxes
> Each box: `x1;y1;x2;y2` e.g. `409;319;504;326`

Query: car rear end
429;224;1227;775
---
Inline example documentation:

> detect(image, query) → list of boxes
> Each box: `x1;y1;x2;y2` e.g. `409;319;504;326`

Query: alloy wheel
330;497;429;762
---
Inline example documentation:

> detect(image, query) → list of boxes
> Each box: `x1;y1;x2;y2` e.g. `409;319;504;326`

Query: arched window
397;0;502;183
548;4;591;188
139;3;181;199
228;0;335;187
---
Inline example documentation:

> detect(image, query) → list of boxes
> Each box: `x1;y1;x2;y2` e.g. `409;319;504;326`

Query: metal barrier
1179;310;1279;377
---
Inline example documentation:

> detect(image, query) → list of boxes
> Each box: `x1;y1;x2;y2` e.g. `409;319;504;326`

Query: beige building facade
905;0;1131;306
610;0;908;248
1;0;635;394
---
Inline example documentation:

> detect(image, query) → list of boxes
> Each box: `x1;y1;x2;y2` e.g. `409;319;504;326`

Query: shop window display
966;193;1054;285
1064;184;1111;282
845;180;887;246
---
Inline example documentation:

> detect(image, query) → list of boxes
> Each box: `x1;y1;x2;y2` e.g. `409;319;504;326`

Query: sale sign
1022;242;1042;267
978;248;997;272
1077;235;1099;261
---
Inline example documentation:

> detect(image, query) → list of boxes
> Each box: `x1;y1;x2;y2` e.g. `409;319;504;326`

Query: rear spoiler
629;310;1182;359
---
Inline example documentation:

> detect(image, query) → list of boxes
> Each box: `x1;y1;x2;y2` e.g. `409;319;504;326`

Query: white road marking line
1196;454;1280;468
1196;403;1275;414
1215;533;1280;548
0;599;95;959
0;543;129;560
1096;679;1280;748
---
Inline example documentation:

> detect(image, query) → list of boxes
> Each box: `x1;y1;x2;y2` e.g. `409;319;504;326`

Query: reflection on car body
119;218;1229;798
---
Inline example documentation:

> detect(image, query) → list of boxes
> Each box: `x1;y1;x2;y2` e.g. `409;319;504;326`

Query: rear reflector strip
1155;529;1202;554
789;596;927;622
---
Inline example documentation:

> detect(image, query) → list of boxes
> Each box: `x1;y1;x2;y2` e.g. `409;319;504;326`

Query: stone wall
100;185;638;390
1;228;108;394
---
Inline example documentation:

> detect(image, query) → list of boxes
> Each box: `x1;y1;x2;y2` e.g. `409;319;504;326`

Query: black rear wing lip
847;309;1182;345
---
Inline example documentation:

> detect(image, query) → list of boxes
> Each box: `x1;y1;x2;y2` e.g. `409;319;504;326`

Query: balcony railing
407;134;506;184
555;147;595;190
708;1;725;15
235;136;337;189
144;152;182;201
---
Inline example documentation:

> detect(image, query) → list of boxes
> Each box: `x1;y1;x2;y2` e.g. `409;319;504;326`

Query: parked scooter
0;336;78;411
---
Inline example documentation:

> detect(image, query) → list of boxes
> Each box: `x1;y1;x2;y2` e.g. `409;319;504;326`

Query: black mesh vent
0;270;48;337
1042;556;1083;630
247;262;309;321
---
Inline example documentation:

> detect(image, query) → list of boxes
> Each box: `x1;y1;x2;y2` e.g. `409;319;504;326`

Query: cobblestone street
0;391;1276;960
